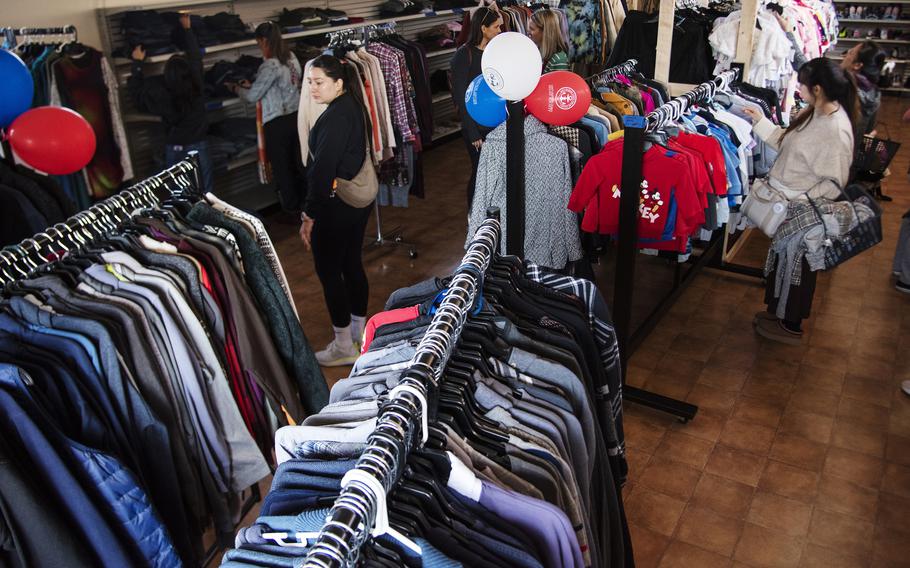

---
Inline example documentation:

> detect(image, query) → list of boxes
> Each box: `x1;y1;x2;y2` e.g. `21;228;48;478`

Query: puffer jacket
467;115;583;269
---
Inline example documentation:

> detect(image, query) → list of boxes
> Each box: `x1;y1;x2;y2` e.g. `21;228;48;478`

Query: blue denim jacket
239;55;302;124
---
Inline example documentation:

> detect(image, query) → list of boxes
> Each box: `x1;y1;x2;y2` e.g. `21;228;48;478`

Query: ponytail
310;54;373;144
781;58;861;148
254;21;291;65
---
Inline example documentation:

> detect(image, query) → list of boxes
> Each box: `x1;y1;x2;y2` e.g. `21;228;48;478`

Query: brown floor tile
706;343;759;371
758;460;820;503
697;365;749;392
742;375;796;406
799;543;870;568
779;409;835;444
719;419;776;456
786;386;840;418
843;374;894;408
629;523;671;568
624;413;670;454
654;353;708;383
653;430;715;470
881;462;910;499
876;492;910;535
644;374;698;401
769;434;828;472
668;333;717;362
802;346;848;373
747;491;814;537
734;523;804;568
830;417;888;458
687;384;738;416
751;352;804;380
885;433;910;466
815;475;878;521
838;397;892;432
810;313;858;336
690;473;756;520
675;505;744;557
639;458;703;501
732;396;784;429
626;450;653;479
706;445;767;487
823;447;885;489
847;353;897;381
808;508;875;558
872;527;910;567
625;487;688;537
659;541;732;568
795;364;846;394
672;410;726;443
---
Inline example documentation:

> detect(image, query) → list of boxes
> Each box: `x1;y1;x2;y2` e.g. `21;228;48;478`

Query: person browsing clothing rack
744;58;860;345
299;55;374;367
528;8;570;73
129;13;214;193
450;5;503;208
227;22;304;214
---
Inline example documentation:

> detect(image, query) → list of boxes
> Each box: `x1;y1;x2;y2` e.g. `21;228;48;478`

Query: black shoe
897;280;910;294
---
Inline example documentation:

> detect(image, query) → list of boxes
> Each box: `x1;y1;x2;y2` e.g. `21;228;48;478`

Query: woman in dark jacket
841;40;886;135
299;55;373;367
129;14;213;193
450;6;503;208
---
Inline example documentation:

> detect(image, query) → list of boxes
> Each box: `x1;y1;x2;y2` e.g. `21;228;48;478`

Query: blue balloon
465;75;506;128
0;50;34;128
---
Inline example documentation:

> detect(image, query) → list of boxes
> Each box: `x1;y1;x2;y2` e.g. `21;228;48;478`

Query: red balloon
8;106;96;175
524;71;592;126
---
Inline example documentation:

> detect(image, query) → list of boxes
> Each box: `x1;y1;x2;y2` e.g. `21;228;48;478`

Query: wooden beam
654;0;676;85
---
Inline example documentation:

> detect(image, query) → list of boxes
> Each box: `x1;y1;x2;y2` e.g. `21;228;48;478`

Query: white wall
2;0;186;51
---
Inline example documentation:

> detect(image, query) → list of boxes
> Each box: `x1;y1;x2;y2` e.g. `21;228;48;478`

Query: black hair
854;40;887;83
467;7;500;48
164;55;201;115
783;57;860;147
254;21;291;65
310;54;373;143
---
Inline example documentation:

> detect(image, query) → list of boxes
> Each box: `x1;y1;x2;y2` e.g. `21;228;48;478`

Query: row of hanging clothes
298;23;432;208
567;67;785;260
219;213;633;568
710;0;839;120
1;26;134;207
463;60;665;273
0;158;327;568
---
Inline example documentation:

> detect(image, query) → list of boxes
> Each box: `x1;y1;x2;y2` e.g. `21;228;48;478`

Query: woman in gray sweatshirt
743;58;860;345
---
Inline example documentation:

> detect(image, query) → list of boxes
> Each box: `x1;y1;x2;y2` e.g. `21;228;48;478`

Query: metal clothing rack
326;22;419;259
1;25;78;49
587;58;639;88
613;69;743;422
302;210;502;567
0;154;262;565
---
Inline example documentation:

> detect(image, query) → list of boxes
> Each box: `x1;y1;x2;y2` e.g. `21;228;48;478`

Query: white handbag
741;177;789;237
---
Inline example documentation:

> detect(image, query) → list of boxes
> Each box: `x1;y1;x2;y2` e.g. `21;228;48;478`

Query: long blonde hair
531;9;567;67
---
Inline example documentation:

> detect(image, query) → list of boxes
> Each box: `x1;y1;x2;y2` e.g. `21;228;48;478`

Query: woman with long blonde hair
528;9;569;73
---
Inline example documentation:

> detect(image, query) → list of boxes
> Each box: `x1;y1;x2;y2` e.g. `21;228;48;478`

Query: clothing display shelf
839;18;910;23
612;69;743;422
98;0;474;211
838;36;910;43
301;210;502;568
833;0;910;4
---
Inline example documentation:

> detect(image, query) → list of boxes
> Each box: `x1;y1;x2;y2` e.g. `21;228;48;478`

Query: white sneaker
316;339;359;367
903;381;910;396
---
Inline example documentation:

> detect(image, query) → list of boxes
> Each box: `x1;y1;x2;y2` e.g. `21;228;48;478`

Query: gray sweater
238;54;302;124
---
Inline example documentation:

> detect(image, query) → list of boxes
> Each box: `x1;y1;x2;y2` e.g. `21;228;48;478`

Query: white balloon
481;32;542;101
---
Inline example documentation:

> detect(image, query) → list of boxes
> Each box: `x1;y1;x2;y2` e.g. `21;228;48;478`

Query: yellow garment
608;130;624;141
599;92;637;116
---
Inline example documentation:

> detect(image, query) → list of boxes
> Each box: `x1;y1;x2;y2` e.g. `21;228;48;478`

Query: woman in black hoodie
841;40;886;135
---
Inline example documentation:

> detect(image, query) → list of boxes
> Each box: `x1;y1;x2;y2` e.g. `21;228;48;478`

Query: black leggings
264;112;305;212
311;198;372;328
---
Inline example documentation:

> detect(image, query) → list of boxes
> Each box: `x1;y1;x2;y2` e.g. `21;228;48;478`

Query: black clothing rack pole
302;209;502;568
613;70;739;422
505;101;525;256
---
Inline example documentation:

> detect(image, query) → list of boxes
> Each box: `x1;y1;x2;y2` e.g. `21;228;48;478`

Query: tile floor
236;97;910;567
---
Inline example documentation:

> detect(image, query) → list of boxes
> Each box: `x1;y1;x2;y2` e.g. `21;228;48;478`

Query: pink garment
360;305;420;353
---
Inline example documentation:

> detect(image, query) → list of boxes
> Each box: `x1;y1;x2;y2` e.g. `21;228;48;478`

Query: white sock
350;315;366;344
333;325;353;347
